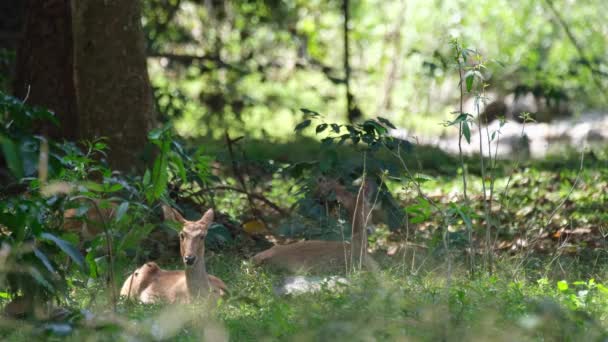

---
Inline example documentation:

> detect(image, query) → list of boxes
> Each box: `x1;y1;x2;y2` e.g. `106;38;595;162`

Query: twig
542;0;607;103
224;132;262;220
452;40;473;275
514;146;586;274
70;195;117;312
473;90;493;275
206;186;288;216
21;85;31;104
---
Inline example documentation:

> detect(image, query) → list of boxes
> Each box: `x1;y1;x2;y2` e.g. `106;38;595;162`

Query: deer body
252;179;375;272
120;209;227;303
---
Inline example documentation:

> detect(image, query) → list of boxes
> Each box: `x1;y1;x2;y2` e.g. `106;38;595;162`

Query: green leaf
28;267;54;291
294;120;311;132
105;183;123;193
363;120;387;135
40;232;86;272
597;284;608;294
557;280;569;292
170;153;187;183
378;117;396;129
454;206;473;232
444;113;471;127
151;156;168;201
147;128;163;141
0;134;23;179
315;124;328;134
462;121;471;143
148;123;172;141
321;137;334;146
413;176;432;184
118;223;156;251
148;137;171;203
114;202;129;222
465;72;474;92
86;251;98;279
300;108;320;117
83;182;105;193
33;248;56;274
143;169;151;186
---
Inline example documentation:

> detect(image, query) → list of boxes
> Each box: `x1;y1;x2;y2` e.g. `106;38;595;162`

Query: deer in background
120;208;227;303
252;177;376;273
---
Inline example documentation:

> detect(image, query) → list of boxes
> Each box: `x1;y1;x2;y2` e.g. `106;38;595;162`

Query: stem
71;196;116;312
224;132;261;220
475;94;492;275
454;43;473;276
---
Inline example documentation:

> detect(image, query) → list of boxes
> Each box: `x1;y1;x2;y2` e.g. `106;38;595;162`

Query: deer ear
161;204;187;224
145;262;160;274
196;208;214;227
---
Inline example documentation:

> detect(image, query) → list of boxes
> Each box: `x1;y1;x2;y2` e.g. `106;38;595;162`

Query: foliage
142;0;607;139
4;255;608;340
0;92;158;313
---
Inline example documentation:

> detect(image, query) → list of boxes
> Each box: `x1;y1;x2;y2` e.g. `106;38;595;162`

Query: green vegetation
2;0;608;340
3;88;608;340
144;0;608;139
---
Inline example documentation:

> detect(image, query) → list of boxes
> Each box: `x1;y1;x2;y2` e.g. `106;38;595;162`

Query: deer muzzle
184;255;197;266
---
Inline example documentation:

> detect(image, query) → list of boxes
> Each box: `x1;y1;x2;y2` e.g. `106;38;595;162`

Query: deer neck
185;259;210;298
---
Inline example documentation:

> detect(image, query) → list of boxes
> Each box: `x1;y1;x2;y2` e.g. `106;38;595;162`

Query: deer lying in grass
252;178;376;273
120;208;227;303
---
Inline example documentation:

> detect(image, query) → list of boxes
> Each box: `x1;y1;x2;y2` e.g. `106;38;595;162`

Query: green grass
3;136;608;341
5;254;608;341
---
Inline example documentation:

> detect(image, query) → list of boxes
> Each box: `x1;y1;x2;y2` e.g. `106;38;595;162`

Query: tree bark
71;0;156;171
13;0;78;141
13;0;156;171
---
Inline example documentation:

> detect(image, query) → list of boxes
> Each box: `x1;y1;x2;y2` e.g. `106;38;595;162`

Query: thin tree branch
543;0;607;102
207;185;289;216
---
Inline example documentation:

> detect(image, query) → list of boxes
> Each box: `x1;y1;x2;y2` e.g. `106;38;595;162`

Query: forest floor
3;138;608;341
7;253;607;341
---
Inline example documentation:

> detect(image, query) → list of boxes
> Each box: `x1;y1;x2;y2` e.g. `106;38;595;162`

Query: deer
120;208;228;303
252;178;376;273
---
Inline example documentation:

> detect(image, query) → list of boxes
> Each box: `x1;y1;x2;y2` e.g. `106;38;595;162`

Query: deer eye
134;272;139;277
200;234;205;240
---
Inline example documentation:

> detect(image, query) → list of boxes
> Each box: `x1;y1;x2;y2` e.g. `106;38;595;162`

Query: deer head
172;208;215;267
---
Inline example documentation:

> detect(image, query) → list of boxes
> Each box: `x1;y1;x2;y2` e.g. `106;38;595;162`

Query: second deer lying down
120;209;227;303
252;178;376;273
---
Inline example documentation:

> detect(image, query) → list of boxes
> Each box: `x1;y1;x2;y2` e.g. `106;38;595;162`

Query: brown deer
252;178;375;273
120;208;227;303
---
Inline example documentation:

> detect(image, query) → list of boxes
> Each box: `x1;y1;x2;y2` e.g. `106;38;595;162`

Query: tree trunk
13;0;78;141
0;0;26;92
13;0;157;171
71;0;156;171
